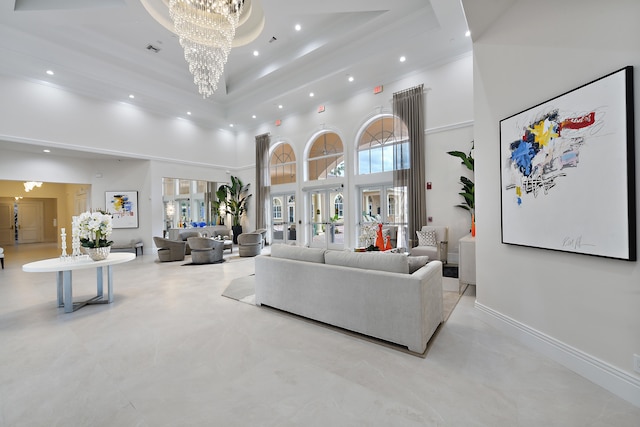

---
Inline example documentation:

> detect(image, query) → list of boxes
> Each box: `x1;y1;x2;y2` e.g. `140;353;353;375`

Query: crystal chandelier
169;0;244;98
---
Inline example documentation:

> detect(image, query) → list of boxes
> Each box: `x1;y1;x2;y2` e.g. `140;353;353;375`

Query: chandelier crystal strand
169;0;244;98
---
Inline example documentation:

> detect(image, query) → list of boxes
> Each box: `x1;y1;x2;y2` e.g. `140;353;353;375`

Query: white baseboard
475;301;640;408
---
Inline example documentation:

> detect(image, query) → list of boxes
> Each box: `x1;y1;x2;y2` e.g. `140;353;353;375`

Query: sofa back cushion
324;250;409;274
270;244;326;263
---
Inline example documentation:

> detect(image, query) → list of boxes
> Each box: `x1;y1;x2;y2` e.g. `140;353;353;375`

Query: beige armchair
238;232;263;257
187;237;224;264
410;226;448;263
153;237;187;262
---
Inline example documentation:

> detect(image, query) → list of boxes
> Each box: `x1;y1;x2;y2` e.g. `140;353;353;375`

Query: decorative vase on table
471;214;476;237
77;210;114;261
84;246;111;261
375;223;385;251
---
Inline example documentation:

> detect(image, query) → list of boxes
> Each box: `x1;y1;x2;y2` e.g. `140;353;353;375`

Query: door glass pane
271;195;285;241
329;190;344;246
310;191;325;246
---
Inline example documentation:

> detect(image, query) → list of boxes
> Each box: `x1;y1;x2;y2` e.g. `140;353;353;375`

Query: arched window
357;116;409;174
334;194;344;218
307;132;344;181
270;143;296;185
273;198;282;219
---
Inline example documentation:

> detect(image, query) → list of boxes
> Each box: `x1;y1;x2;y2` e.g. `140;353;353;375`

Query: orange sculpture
375;223;385;251
385;235;392;251
471;214;476;237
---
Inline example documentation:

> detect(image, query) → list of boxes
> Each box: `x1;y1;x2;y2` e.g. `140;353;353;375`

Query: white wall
467;0;640;405
0;76;238;166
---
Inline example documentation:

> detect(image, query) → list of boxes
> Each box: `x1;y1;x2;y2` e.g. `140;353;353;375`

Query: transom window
358;116;410;174
270;142;296;185
308;132;344;181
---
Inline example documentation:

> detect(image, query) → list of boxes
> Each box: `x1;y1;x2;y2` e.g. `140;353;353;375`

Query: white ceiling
0;0;472;136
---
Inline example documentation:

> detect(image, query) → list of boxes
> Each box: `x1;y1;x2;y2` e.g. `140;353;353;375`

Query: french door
308;187;344;249
271;193;296;244
359;185;407;249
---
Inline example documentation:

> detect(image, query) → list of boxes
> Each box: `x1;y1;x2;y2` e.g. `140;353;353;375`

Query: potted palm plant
448;140;475;235
218;176;252;243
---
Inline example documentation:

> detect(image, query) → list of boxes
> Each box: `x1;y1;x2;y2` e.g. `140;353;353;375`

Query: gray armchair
238;232;263;257
409;226;448;263
253;228;267;247
187;237;224;264
178;230;202;255
153;236;187;262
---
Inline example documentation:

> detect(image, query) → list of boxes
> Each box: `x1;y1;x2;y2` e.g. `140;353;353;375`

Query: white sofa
255;244;443;353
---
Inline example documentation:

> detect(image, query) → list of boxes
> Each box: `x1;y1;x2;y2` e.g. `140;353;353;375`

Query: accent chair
238;232;263;257
253;228;267;247
187;237;224;264
153;236;187;262
409;225;448;263
178;230;202;255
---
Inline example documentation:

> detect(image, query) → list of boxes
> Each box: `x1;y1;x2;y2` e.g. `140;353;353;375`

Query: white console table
458;234;476;293
22;253;135;313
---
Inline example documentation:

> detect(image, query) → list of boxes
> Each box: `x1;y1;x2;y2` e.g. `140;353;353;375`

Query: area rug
221;274;255;304
222;275;464;357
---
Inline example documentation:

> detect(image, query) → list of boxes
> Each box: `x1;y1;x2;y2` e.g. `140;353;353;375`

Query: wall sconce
165;202;175;217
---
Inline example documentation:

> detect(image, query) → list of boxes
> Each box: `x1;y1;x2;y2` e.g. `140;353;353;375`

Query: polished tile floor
1;243;639;426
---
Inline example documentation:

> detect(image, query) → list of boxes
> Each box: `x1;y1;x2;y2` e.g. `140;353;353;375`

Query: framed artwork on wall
500;66;635;260
105;191;139;229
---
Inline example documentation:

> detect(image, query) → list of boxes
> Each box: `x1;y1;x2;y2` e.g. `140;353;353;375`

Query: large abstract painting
500;66;635;260
105;191;139;229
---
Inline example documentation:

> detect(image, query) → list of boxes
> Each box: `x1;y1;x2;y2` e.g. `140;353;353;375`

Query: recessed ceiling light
348;76;354;82
295;24;301;31
309;92;314;97
252;115;257;119
43;149;51;153
230;124;234;128
253;50;259;56
129;94;135;99
187;111;192;115
465;30;471;37
278;104;283;109
399;56;406;62
45;70;54;76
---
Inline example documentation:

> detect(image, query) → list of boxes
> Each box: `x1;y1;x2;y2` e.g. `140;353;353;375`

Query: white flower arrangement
78;210;113;248
359;223;378;247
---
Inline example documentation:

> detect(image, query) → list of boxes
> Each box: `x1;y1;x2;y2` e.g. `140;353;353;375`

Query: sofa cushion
324;250;409;274
408;256;429;274
270;244;326;263
416;229;437;246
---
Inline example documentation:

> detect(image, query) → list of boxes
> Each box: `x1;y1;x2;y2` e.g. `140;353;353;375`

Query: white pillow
416;229;437;246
